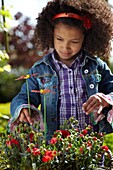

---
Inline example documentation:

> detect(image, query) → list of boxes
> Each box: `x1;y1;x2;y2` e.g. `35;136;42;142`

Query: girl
10;0;113;140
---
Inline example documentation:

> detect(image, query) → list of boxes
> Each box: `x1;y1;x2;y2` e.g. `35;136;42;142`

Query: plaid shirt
52;52;92;130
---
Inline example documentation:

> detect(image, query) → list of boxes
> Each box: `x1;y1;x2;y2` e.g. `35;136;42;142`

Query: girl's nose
63;42;70;50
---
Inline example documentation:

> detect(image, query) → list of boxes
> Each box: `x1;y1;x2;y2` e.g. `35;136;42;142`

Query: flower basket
0;117;113;170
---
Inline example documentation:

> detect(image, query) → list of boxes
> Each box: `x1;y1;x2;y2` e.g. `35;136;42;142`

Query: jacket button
84;69;89;74
89;84;94;89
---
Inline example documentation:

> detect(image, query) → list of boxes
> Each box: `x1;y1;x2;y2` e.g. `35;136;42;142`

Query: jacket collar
34;50;98;67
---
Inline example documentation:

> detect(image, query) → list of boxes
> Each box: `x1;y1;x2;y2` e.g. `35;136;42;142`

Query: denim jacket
10;51;113;140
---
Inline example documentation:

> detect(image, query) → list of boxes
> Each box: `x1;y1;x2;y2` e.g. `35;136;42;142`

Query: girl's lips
60;51;71;56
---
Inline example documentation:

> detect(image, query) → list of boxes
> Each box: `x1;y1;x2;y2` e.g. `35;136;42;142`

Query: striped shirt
52;52;91;130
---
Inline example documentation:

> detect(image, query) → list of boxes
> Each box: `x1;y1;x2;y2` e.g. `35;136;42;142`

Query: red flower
98;132;104;137
60;130;70;138
87;140;92;147
6;140;11;146
26;147;31;153
79;133;84;138
52;150;57;156
102;146;109;152
29;133;34;142
7;135;12;138
87;140;92;149
42;150;57;162
32;147;40;156
11;139;19;145
45;150;53;157
93;137;97;141
6;139;19;146
42;155;51;162
98;154;102;158
82;129;88;135
79;147;84;153
53;130;62;137
68;143;72;148
50;137;57;144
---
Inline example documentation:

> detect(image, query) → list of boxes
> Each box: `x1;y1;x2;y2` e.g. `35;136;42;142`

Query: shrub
0;67;28;103
0;117;113;170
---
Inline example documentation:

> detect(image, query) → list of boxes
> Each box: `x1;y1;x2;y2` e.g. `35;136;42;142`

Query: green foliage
0;3;12;73
104;133;113;153
0;103;10;132
0;67;28;103
0;117;112;170
0;50;11;72
0;102;10;115
0;6;12;30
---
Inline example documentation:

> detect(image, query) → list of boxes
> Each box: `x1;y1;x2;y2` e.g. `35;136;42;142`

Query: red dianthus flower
32;147;40;156
60;130;70;138
102;146;109;152
50;137;57;144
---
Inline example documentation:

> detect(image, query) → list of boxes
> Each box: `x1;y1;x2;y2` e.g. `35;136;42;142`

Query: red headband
52;13;92;29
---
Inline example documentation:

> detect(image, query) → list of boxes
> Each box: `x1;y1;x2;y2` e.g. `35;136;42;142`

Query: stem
2;0;9;53
26;79;31;115
44;95;47;139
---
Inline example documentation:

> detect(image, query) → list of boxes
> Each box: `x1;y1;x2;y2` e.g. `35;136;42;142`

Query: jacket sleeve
93;59;113;132
10;66;41;124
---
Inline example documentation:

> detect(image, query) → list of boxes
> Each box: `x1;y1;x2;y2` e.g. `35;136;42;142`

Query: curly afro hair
34;0;113;60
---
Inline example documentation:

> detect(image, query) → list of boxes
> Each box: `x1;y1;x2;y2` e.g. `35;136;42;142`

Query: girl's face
54;23;85;65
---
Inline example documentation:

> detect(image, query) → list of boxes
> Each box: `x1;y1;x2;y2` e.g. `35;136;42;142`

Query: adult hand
82;94;109;115
18;108;33;124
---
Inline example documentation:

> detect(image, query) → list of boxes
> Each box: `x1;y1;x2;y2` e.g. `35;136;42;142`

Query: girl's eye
71;41;79;44
56;38;63;41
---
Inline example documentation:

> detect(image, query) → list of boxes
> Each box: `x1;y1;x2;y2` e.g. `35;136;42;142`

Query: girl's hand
18;108;33;124
82;94;109;115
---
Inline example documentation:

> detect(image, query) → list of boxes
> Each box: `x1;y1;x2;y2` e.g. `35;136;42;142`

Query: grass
0;103;10;132
0;102;10;115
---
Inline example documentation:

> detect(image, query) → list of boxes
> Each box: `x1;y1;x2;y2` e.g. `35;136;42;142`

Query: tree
0;0;113;69
7;12;48;68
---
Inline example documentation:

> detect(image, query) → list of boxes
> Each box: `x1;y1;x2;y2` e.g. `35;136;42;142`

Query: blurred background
0;0;113;103
0;0;113;152
0;0;50;104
